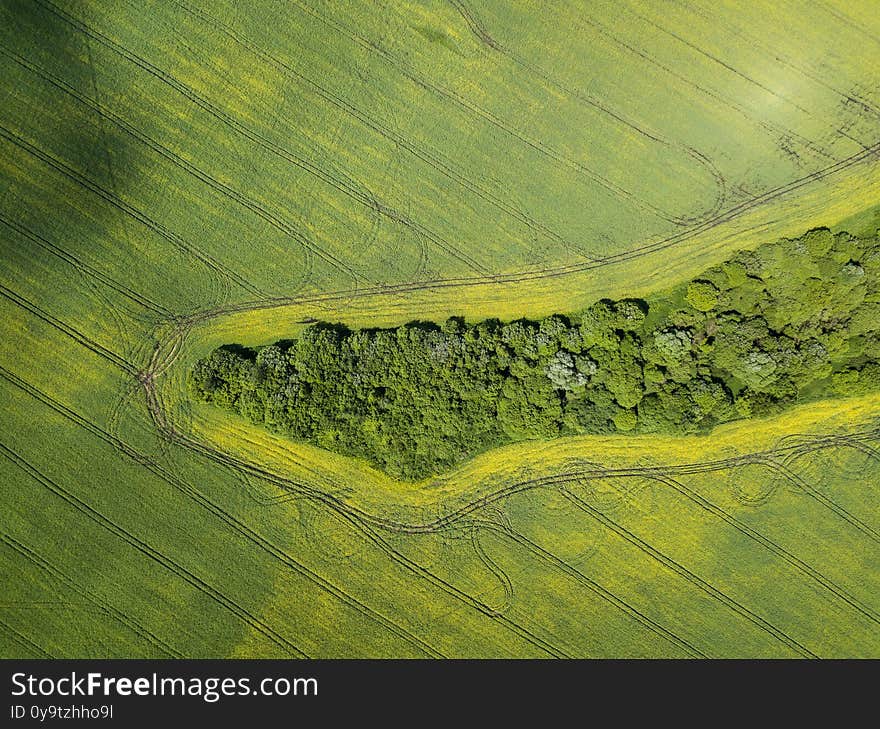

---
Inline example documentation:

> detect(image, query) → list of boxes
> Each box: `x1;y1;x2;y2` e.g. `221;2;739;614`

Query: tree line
190;227;880;479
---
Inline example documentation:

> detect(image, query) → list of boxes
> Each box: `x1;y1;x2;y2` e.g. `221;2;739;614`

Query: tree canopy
190;227;880;480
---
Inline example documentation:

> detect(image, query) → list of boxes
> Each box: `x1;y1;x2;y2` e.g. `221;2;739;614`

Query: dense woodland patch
190;227;880;479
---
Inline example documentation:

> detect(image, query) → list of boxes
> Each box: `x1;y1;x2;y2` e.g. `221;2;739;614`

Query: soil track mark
0;616;54;658
0;283;138;376
0;213;173;318
560;485;815;657
0;441;310;658
470;526;514;617
0;367;447;659
0;123;263;299
0;532;182;657
447;0;727;225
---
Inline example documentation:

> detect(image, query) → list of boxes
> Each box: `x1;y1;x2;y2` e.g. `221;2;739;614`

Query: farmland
1;0;880;657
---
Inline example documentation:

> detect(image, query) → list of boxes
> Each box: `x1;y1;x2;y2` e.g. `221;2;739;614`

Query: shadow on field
0;0;141;256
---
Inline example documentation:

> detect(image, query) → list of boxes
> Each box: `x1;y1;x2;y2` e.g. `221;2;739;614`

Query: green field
2;0;880;657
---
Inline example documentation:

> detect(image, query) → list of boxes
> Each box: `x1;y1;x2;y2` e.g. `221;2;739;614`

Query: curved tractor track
30;0;880;290
131;124;880;539
5;123;879;654
127;250;880;656
16;0;880;652
446;0;729;227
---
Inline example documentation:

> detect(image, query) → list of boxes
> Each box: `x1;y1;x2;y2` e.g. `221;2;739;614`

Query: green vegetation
192;227;880;479
3;0;880;659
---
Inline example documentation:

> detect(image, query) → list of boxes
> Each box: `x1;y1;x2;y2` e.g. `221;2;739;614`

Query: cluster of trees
190;227;880;479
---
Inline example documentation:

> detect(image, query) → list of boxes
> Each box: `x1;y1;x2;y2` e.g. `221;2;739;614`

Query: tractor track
0;367;450;659
559;485;817;657
6;0;880;658
447;0;728;226
0;532;183;658
0;123;264;299
0;442;310;658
